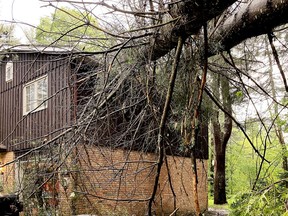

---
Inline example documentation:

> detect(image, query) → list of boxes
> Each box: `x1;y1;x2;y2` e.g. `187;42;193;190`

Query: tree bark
145;0;288;61
146;0;237;60
210;0;288;55
212;74;232;204
214;152;227;204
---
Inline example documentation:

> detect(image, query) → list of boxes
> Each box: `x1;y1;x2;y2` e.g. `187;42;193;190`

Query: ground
205;207;229;215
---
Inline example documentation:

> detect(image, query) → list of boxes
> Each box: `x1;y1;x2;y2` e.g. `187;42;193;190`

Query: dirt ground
204;208;229;215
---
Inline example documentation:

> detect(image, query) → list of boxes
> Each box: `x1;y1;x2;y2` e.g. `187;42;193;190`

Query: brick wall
0;148;208;215
0;152;15;194
58;145;208;215
157;156;208;215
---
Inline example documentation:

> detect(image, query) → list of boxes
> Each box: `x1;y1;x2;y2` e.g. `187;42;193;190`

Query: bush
230;181;288;216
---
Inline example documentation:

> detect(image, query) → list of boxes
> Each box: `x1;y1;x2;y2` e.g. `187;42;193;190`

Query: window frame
5;61;13;82
23;75;48;115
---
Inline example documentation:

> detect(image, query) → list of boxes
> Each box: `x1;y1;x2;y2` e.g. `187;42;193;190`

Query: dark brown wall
0;53;72;151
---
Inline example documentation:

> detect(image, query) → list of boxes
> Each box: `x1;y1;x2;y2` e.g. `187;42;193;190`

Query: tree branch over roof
146;0;288;60
147;0;237;60
41;0;288;60
209;0;288;55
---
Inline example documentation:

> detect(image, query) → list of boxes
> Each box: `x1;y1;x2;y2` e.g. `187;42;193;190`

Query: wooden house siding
0;53;72;151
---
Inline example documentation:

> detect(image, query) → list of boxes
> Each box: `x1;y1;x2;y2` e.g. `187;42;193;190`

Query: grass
208;197;230;210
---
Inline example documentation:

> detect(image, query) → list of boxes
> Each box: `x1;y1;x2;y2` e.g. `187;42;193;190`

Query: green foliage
36;7;103;50
225;121;288;215
231;90;245;104
226;124;283;195
230;183;288;216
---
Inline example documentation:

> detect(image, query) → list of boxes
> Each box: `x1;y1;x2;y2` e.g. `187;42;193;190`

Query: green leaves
231;187;286;216
235;90;243;99
231;90;244;104
36;7;103;50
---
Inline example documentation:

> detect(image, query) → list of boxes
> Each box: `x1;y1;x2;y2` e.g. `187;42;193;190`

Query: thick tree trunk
212;118;228;204
146;0;237;60
211;74;232;204
214;152;227;204
210;0;288;55
145;0;288;61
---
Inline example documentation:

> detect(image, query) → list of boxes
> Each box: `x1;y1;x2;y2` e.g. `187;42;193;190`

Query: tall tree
211;73;232;204
36;7;102;50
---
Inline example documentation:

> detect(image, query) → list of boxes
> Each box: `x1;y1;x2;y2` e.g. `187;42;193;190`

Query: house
0;44;208;215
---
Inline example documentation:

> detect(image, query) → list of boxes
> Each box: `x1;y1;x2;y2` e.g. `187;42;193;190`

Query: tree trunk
209;137;215;195
212;117;228;204
146;0;237;60
143;0;288;62
210;0;288;55
211;74;232;204
214;152;227;204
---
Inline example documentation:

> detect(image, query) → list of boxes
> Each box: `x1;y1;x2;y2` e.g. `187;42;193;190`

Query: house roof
0;44;100;67
0;44;84;55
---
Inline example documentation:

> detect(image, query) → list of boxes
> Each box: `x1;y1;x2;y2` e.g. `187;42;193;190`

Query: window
23;75;48;115
5;61;13;82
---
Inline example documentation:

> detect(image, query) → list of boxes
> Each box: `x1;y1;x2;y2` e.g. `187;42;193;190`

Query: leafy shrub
230;180;288;216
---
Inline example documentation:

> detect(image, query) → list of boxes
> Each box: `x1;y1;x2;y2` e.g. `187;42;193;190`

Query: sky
0;0;51;25
0;0;59;42
0;0;110;43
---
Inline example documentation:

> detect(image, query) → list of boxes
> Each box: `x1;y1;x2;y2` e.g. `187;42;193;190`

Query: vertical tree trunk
211;74;232;204
209;138;215;195
214;151;227;204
